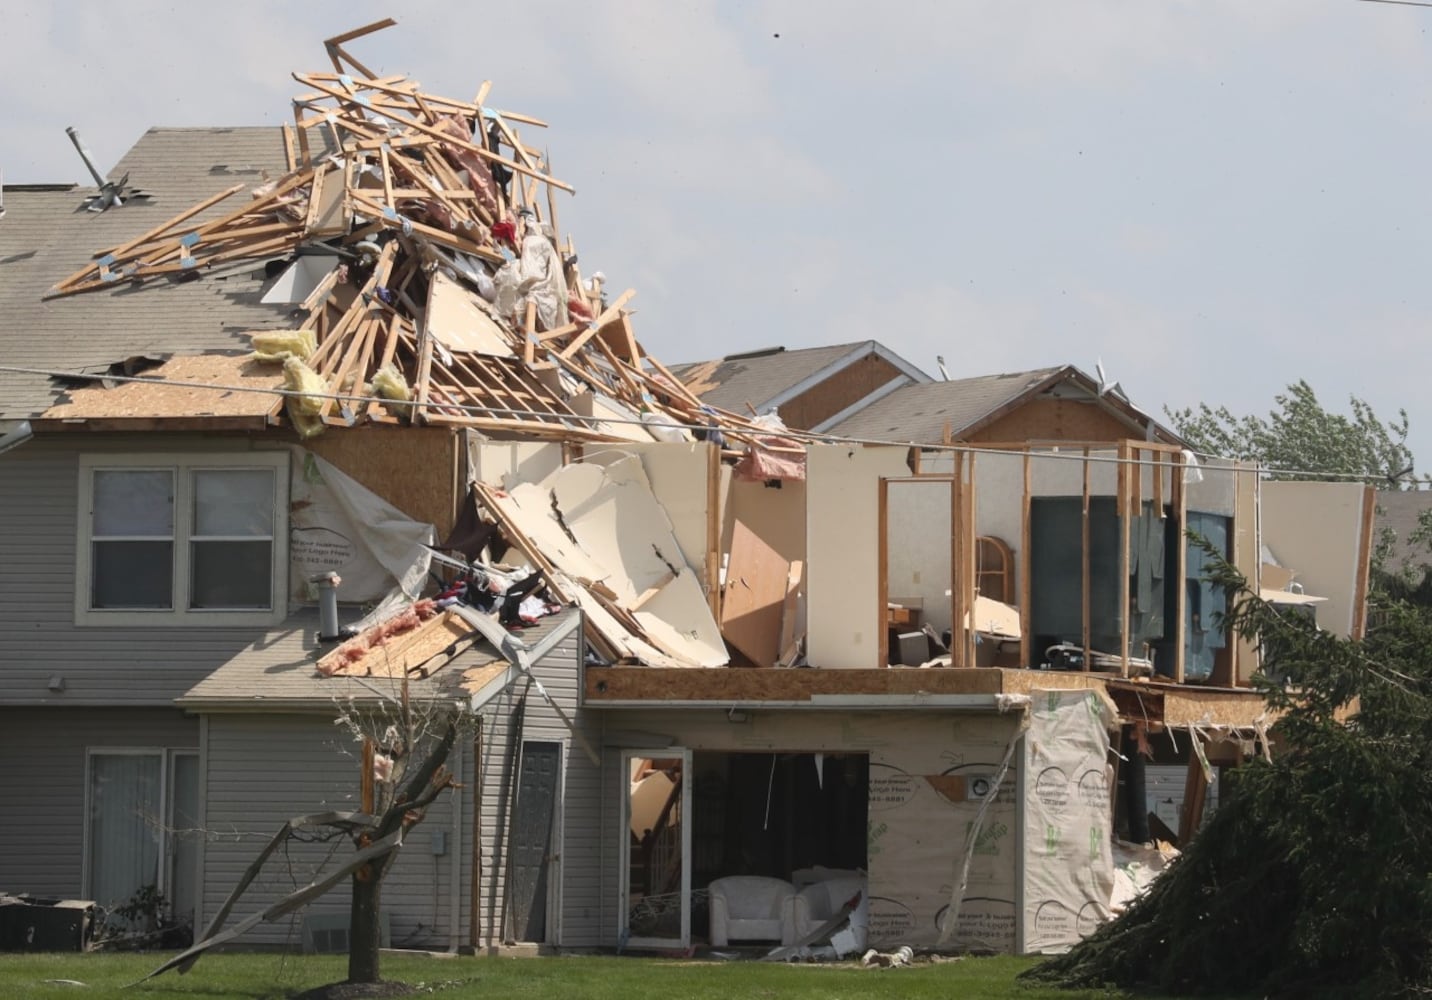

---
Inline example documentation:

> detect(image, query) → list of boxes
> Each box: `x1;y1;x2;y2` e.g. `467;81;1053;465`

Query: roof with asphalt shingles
0;127;296;422
828;366;1069;443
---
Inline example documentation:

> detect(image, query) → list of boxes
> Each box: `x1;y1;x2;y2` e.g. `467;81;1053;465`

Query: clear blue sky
5;1;1432;470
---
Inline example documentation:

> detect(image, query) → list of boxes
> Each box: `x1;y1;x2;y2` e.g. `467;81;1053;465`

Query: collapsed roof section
42;19;805;476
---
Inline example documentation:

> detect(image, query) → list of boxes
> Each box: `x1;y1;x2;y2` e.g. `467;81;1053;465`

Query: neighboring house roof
827;364;1184;445
0;127;293;422
1375;489;1432;577
671;340;931;417
179;607;580;710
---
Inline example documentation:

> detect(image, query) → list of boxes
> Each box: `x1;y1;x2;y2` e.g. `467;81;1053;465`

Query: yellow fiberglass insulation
250;328;317;362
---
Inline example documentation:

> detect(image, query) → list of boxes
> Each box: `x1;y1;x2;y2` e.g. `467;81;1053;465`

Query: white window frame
81;747;199;909
76;452;289;627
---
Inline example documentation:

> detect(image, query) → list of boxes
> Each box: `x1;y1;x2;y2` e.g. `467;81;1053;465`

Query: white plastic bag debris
518;226;569;330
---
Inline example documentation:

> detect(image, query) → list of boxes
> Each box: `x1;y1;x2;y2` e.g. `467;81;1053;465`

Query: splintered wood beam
559;290;636;359
323;17;398;78
294;73;575;193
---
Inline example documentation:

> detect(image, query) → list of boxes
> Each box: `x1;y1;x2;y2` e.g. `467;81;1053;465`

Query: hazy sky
5;1;1432;469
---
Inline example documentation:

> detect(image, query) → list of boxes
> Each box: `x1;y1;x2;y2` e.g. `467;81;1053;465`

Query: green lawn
0;951;1178;1000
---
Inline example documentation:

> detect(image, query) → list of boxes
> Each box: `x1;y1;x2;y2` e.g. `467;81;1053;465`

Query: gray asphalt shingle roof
0;127;296;421
671;341;880;414
828;366;1068;442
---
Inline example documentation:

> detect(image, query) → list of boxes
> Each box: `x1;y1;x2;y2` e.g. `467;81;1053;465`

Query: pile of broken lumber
49;18;804;468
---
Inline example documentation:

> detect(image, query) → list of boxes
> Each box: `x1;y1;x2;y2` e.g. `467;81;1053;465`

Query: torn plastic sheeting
518;226;569;331
289;450;434;604
735;444;806;482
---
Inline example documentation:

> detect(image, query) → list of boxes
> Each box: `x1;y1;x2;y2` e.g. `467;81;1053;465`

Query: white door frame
618;748;692;950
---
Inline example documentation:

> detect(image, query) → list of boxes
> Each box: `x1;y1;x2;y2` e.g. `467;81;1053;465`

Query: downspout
448;736;463;952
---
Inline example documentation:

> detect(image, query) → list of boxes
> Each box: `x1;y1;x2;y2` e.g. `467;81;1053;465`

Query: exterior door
620;748;692;950
506;740;562;942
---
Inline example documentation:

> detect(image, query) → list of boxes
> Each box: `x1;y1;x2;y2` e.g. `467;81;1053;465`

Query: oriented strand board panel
1260;481;1371;639
426;271;515;357
808;445;914;669
307;425;461;537
39;354;280;426
722;476;806;565
721;519;790;665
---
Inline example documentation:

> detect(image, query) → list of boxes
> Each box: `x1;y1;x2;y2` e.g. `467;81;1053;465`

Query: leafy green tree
1024;546;1432;998
1166;380;1418;487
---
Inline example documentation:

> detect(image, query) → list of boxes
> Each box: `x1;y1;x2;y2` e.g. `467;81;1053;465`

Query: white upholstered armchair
707;875;796;946
787;874;868;954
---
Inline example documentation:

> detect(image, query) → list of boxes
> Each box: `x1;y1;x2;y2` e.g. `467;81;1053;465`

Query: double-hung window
77;452;288;626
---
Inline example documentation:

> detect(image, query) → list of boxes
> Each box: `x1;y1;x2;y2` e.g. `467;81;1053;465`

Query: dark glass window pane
92;540;173;608
190;541;272;609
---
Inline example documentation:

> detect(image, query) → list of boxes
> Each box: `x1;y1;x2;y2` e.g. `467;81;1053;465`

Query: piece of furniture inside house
788;874;868;952
707;876;796;946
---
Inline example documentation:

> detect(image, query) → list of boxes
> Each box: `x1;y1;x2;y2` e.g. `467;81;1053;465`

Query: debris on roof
45;18;803;473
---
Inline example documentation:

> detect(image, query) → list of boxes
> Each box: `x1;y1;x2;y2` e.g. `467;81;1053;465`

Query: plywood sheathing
306;424;462;537
316;607;475;679
37;354;281;429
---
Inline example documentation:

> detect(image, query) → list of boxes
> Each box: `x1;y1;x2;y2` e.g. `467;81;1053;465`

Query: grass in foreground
0;950;1200;999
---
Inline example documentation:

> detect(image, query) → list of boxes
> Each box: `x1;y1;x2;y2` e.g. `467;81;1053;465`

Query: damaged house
0;20;1376;960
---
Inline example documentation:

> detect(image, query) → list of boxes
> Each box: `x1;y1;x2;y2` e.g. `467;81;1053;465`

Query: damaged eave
1105;678;1272;730
585;665;1121;708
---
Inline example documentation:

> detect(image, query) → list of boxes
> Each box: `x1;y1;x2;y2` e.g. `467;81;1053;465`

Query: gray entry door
507;740;561;942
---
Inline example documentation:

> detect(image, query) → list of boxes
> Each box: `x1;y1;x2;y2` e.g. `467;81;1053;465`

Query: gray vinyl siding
471;628;601;948
0;434;292;706
200;713;471;950
0;707;198;898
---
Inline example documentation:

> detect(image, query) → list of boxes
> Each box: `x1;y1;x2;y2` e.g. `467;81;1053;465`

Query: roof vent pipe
313;572;346;642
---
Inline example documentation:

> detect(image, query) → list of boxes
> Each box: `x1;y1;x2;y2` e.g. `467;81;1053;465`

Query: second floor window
79;453;288;626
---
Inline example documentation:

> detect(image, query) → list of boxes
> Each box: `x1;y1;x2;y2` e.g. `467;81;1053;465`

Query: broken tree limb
140;825;403;984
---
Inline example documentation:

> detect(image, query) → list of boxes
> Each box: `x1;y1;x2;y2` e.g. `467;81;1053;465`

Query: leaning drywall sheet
289;450;434;603
807;445;913;669
1260;481;1368;638
1020;689;1115;954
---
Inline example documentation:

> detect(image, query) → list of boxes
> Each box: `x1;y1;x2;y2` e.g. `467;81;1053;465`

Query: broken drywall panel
1020;689;1115;954
547;458;726;666
425;271;515;357
886;480;954;637
289;450;435;604
466;436;563;490
807;445;914;669
722;519;792;665
585;442;720;595
1260;481;1371;639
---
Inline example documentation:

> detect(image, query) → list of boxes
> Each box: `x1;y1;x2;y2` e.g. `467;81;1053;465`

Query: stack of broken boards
48;18;805;465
